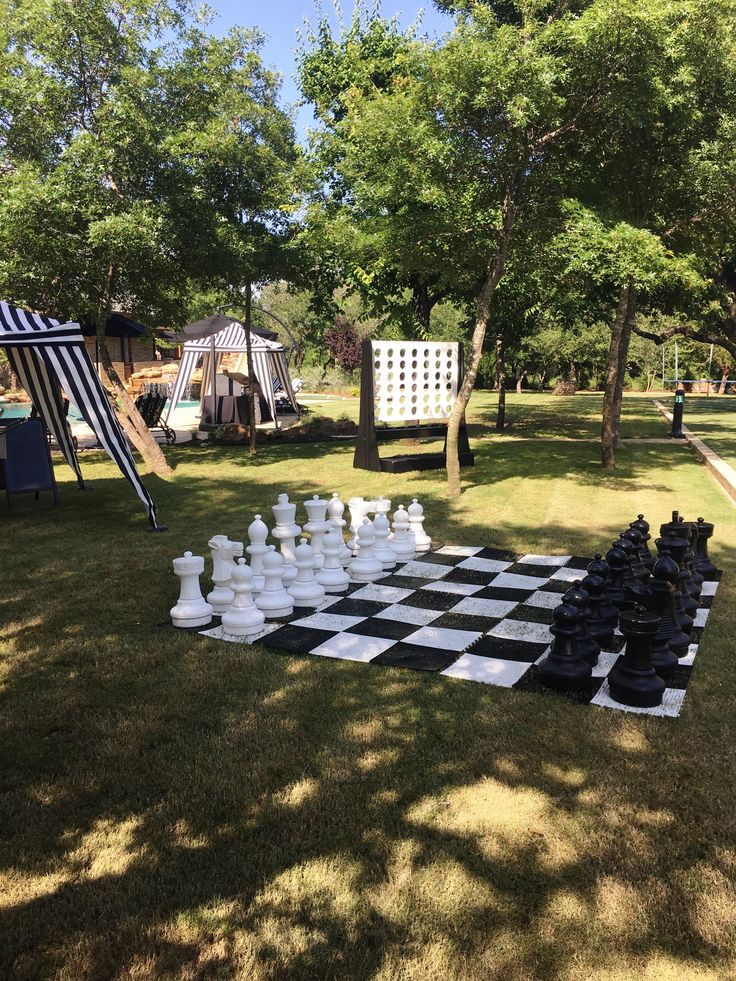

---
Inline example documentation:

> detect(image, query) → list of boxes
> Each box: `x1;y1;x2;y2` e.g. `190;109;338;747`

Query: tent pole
245;283;259;450
210;335;217;425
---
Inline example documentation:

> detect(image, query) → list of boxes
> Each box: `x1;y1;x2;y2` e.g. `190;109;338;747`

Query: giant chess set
167;495;721;717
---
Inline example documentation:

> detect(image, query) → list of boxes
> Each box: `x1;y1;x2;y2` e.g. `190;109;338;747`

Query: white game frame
372;341;461;423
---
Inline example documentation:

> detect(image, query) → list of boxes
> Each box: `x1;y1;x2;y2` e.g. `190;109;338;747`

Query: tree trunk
539;370;547;392
719;368;730;395
495;335;506;432
612;285;637;449
516;371;525;394
244;283;257;455
601;281;633;469
446;191;516;496
95;265;172;476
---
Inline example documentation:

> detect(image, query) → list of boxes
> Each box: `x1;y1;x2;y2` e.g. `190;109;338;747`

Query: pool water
0;400;196;421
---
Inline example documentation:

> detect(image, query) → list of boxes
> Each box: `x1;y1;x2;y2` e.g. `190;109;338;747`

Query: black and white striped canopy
165;320;297;426
0;302;158;528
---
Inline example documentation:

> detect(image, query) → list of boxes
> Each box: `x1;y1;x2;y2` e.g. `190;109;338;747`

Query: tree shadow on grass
2;458;736;978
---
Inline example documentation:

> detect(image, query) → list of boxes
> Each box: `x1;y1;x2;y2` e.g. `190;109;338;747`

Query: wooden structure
353;340;474;473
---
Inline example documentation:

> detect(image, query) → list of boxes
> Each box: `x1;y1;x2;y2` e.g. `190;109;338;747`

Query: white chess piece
373;512;397;571
288;538;326;606
374;495;392;518
170;551;213;628
407;498;431;553
318;526;351;592
207;535;244;612
246;514;269;594
348;519;384;582
255;546;294;618
272;493;300;582
221;559;266;637
303;494;329;569
347;496;375;553
390;505;416;563
328;512;352;566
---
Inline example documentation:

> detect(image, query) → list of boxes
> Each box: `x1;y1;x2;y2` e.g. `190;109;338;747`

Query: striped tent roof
181;320;285;354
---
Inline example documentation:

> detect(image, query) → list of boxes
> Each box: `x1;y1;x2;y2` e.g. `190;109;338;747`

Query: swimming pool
0;399;197;421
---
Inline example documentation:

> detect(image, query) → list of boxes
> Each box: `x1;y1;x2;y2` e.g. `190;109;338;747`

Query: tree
0;0;300;471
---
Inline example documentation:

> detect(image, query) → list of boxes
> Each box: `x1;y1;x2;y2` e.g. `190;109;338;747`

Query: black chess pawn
615;537;640;587
694;517;720;577
620;527;651;583
538;604;592;690
630;514;654;569
654;536;694;634
562;581;600;666
648;550;689;667
658;530;698;619
581;573;615;649
586;555;618;625
682;533;703;598
604;543;629;611
608;605;666;708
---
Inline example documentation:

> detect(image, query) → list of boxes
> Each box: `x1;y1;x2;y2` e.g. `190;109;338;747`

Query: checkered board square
198;544;720;718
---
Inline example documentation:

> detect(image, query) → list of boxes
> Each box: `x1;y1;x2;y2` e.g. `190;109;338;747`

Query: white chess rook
255;546;294;618
390;505;416;563
272;493;300;582
318;526;351;592
207;535;245;612
289;538;327;606
407;498;431;553
246;514;269;594
373;512;397;570
170;551;213;628
222;559;266;637
303;494;330;569
348;519;385;582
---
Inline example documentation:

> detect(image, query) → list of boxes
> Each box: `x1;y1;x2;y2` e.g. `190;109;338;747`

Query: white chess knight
170;551;213;628
255;546;294;618
246;514;269;594
390;504;416;563
373;512;397;571
318;525;351;592
407;499;431;553
272;493;300;582
206;535;245;613
303;494;330;569
288;538;327;606
221;559;266;637
348;519;384;582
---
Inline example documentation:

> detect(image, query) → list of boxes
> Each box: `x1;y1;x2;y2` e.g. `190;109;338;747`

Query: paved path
653;399;736;505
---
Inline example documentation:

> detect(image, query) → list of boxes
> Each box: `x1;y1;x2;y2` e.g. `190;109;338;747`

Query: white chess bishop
390;505;416;563
303;495;329;569
407;498;431;553
221;559;266;637
255;546;294;618
246;514;269;594
170;551;213;628
206;535;244;613
288;538;327;606
317;525;351;592
348;519;384;582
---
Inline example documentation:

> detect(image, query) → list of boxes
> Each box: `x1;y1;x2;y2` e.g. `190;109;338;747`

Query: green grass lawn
2;414;736;979
659;394;736;468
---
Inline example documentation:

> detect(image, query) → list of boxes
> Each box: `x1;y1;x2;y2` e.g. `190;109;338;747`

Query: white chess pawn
390;505;416;563
303;494;329;569
271;493;300;582
348;519;384;582
207;535;244;612
373;512;397;571
347;496;374;553
246;514;269;594
255;546;294;618
170;551;213;628
222;559;266;637
288;538;326;606
318;526;351;592
407;498;431;553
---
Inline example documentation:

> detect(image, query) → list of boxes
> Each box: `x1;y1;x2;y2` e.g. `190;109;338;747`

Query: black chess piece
581;573;616;648
615;537;640;587
652;537;693;636
682;532;703;598
630;514;654;569
657;530;698;621
620;527;651;583
694;517;720;577
538;604;592;690
659;510;683;538
586;554;618;625
562;581;600;666
648;551;689;670
604;543;628;611
608;605;666;708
